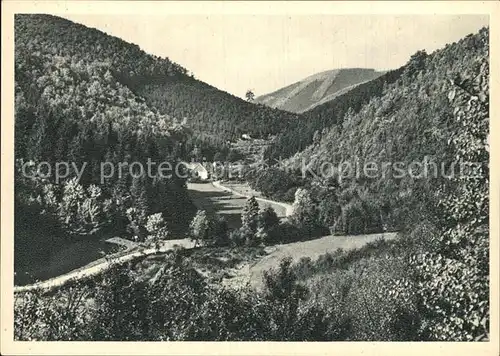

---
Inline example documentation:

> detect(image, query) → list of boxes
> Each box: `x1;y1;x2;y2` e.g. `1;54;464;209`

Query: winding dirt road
14;239;194;293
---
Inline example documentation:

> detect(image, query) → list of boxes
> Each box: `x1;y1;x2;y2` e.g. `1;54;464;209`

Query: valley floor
187;181;291;229
16;181;395;293
14;181;289;290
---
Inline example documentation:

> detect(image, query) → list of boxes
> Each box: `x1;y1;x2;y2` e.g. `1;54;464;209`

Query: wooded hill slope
14;14;197;271
255;68;383;113
252;27;489;236
287;28;489;204
247;28;489;341
16;15;299;159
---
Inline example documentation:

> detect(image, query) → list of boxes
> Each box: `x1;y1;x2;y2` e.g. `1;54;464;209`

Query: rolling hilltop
255;68;383;113
263;67;404;160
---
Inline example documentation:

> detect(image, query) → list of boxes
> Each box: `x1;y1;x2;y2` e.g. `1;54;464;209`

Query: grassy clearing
247;232;398;289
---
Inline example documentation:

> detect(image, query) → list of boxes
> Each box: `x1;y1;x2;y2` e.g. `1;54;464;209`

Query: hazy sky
63;14;488;98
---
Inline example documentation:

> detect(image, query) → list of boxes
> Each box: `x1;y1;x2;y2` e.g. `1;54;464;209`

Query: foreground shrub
304;254;420;341
408;57;489;341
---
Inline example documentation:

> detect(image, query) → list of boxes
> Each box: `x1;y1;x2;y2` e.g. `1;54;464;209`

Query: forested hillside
133;79;299;155
255;68;383;113
16;15;299;161
283;29;489;230
247;27;489;340
253;28;489;234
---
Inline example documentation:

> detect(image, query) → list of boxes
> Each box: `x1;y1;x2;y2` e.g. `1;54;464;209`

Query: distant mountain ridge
255;68;384;113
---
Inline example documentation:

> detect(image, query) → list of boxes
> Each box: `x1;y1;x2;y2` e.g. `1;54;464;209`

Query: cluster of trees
189;210;229;247
245;171;385;237
188;197;282;247
233;197;282;246
187;186;377;250
15;159;192;241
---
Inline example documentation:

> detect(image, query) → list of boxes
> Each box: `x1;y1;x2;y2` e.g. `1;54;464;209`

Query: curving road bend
14;238;194;294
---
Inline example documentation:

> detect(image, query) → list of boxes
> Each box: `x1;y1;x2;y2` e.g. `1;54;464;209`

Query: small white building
185;162;209;181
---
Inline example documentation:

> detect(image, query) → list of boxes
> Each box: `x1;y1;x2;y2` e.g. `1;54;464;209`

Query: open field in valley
187;181;290;229
246;232;397;289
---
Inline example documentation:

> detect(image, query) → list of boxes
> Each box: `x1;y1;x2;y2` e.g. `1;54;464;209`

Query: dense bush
409;52;489;341
14;253;347;341
305;256;420;340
